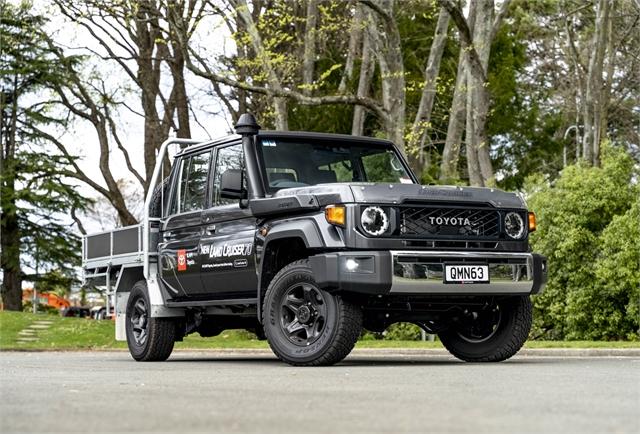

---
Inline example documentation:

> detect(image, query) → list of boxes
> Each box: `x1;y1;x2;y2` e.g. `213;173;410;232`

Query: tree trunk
468;0;494;186
167;5;192;139
408;7;450;174
440;3;477;181
598;2;616;167
0;84;23;310
339;3;364;93
366;0;406;153
235;0;289;130
0;207;21;310
465;72;483;186
135;1;175;193
440;0;511;186
440;50;468;181
583;0;612;166
352;24;375;136
302;0;319;96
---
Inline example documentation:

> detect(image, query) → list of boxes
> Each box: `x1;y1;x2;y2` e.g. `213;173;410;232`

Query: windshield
259;138;414;190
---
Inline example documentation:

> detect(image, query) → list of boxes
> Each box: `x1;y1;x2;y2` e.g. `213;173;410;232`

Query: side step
165;298;257;308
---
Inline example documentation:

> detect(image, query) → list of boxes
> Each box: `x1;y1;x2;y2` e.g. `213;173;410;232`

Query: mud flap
115;292;129;341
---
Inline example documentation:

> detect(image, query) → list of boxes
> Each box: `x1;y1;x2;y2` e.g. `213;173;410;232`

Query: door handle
206;225;216;235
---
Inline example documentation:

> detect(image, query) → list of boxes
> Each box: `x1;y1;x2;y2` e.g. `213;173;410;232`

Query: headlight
504;212;525;239
361;206;389;236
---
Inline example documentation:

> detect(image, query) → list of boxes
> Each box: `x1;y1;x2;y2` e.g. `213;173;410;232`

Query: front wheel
438;296;532;362
126;281;176;361
262;260;363;366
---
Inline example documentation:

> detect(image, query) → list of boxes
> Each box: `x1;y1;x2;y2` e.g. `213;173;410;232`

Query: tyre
438;296;532;362
262;259;362;366
126;281;176;361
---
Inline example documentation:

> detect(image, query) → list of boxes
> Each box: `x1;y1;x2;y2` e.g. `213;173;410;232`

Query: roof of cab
175;130;396;157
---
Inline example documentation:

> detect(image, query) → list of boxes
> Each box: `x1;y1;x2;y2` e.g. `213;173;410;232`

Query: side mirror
220;169;247;200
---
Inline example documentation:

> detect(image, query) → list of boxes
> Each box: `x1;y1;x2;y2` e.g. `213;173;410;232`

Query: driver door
158;149;212;298
199;143;258;299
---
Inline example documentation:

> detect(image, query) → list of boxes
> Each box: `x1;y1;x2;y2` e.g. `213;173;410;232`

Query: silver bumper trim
390;250;535;294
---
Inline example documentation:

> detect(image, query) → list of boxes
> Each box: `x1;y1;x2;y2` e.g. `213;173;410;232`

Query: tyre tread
439;296;532;362
262;259;362;366
127;281;176;362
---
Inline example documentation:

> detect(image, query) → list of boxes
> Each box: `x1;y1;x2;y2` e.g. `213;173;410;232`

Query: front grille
399;206;500;239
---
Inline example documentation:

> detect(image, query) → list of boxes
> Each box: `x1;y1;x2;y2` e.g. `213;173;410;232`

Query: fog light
345;258;359;272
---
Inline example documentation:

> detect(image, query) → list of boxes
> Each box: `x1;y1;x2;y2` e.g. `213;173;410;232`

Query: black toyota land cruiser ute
83;114;547;366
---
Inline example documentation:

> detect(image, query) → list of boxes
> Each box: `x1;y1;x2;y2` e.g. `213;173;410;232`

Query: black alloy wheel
455;304;502;343
262;260;362;366
279;283;328;347
130;297;149;347
125;281;176;362
438;296;532;362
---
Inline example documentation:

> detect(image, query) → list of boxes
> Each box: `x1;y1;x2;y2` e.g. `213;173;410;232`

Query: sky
37;1;234;231
16;1;237;287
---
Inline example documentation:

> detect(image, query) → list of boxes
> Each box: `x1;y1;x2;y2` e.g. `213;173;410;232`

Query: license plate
444;264;489;284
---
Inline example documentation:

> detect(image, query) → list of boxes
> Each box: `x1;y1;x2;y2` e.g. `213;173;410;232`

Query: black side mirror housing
220;169;247;200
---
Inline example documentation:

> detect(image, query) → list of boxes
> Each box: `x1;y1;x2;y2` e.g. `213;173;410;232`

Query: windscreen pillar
235;113;264;200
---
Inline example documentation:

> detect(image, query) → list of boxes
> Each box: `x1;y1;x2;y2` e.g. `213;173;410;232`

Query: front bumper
309;250;547;295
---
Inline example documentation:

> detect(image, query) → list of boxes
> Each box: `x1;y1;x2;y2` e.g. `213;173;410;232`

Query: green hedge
526;144;639;340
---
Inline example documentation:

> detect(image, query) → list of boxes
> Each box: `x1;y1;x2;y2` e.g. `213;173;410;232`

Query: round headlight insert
504;212;525;239
361;206;389;236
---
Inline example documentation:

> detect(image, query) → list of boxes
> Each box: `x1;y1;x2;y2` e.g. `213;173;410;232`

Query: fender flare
263;219;324;249
113;265;183;341
256;218;326;322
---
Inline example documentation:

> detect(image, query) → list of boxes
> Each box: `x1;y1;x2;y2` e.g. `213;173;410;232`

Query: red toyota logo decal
177;249;187;271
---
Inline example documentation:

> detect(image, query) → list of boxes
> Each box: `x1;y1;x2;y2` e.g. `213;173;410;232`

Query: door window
211;144;244;206
171;150;212;214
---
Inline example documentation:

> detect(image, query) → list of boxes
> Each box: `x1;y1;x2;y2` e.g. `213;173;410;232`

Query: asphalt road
1;351;638;433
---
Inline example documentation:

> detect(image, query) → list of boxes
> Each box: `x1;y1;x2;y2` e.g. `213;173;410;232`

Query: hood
273;183;526;209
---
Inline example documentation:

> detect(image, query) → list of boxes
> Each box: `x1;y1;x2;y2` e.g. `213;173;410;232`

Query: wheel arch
257;219;328;322
115;265;145;294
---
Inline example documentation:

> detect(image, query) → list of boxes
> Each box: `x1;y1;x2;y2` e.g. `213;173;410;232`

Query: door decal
202;242;253;258
177;249;187;271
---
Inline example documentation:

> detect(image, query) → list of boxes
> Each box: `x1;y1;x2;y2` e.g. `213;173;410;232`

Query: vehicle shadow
161;355;548;367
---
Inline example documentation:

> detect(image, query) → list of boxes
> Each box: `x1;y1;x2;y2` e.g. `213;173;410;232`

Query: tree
526;144;638;339
406;7;450;172
39;0;205;228
180;0;460;162
437;0;513;186
562;0;639;166
0;1;87;310
54;0;197;192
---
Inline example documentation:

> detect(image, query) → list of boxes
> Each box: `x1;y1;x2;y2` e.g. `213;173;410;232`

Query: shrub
526;144;639;340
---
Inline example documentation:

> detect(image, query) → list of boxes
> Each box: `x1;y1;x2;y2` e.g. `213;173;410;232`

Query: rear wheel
438;296;532;362
126;281;176;361
262;260;362;366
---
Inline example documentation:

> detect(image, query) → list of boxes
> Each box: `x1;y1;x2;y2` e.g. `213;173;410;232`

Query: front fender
255;214;346;322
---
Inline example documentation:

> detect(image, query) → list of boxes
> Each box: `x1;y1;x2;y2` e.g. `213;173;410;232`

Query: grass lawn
1;311;638;351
